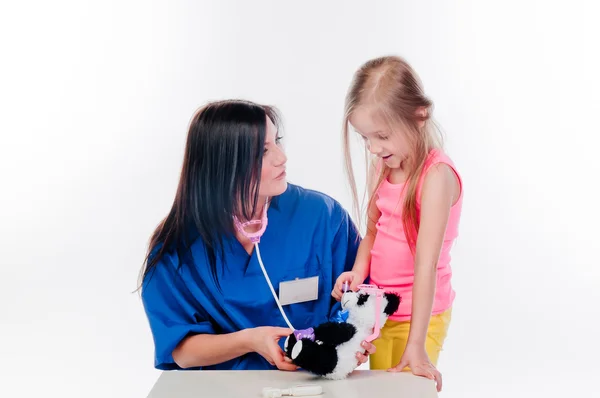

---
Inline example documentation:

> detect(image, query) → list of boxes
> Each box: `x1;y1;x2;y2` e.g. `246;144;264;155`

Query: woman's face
259;116;287;198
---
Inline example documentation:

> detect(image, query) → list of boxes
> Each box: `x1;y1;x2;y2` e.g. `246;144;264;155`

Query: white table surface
147;369;438;398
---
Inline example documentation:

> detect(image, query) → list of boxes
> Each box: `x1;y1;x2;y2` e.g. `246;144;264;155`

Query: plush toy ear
383;292;401;315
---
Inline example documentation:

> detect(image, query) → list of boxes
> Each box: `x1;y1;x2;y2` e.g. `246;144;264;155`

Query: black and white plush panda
283;286;401;380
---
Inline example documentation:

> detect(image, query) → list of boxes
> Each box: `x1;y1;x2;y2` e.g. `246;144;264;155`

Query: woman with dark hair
140;99;375;371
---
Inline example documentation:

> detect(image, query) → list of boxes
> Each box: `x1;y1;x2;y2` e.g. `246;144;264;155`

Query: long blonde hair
342;55;442;254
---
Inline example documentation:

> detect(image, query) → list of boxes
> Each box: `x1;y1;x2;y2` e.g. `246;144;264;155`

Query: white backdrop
1;1;598;397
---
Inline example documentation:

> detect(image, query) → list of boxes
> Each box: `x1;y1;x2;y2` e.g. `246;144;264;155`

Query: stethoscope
234;201;297;331
234;200;385;343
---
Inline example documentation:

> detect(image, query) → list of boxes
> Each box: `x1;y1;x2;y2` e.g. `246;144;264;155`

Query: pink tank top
369;149;463;322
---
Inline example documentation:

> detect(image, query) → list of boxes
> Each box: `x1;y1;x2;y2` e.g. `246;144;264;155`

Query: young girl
331;56;463;392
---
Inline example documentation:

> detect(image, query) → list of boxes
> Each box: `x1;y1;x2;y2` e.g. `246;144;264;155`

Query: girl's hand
331;271;363;301
249;327;298;371
388;342;442;392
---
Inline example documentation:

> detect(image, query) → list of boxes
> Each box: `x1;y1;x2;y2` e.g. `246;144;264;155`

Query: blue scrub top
141;184;360;370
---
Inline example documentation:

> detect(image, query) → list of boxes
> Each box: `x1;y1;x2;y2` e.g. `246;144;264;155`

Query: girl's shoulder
418;148;463;204
421;148;461;179
424;148;458;169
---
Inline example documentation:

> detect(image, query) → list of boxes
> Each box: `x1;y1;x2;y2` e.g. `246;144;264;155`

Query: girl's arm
350;159;382;284
351;192;381;282
390;163;459;390
407;163;459;348
332;159;381;298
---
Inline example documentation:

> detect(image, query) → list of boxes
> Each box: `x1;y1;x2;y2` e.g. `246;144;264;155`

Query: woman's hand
355;340;376;366
331;271;364;301
249;326;298;371
388;342;442;392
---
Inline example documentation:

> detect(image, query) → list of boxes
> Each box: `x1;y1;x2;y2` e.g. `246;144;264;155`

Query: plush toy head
341;288;401;339
283;287;401;380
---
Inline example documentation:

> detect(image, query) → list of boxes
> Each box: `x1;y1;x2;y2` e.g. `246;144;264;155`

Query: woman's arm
172;327;296;370
141;254;296;371
172;330;252;368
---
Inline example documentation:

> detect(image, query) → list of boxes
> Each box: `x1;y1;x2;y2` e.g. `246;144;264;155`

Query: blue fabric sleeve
141;252;215;370
328;204;361;321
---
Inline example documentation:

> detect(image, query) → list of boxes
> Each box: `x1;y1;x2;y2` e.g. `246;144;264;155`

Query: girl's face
259;116;288;198
349;106;412;170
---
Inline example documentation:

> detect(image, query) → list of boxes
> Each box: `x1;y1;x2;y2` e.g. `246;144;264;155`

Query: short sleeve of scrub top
141;183;361;370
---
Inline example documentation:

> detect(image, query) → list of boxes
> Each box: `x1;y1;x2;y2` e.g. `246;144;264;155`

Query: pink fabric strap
357;284;385;342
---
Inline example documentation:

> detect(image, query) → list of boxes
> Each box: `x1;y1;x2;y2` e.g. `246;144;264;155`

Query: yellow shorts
369;308;452;370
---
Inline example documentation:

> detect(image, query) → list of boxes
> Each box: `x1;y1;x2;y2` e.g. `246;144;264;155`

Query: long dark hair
138;99;281;289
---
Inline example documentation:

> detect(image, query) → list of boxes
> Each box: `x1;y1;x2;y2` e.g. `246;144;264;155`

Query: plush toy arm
314;322;356;346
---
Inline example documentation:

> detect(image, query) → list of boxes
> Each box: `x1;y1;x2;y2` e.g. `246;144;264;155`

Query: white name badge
278;276;319;305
